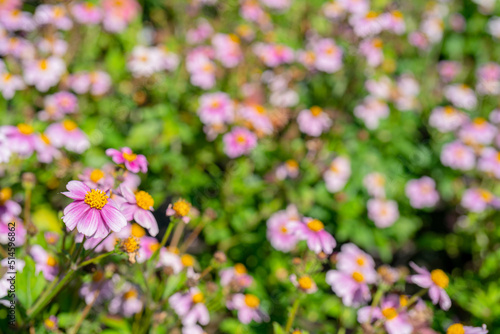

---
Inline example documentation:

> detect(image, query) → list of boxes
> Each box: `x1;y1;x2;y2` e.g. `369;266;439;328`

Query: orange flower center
234;263;247;274
447;324;465;334
381;307;397;320
62;120;78;131
479;190;493;202
307;219;324;232
46;256;57;267
89;169;104;183
172;199;190;217
122;152;137;162
17;123;34;135
0;188;12;204
244;294;260;308
39;59;48;70
131;223;146;238
122;236;140;253
400;295;408;307
124;289;137;300
181;254;195;267
84;189;108;210
298;276;313;290
135;190;154;210
40;134;51;145
280;226;288;233
352;271;364;283
430;269;449;288
92;271;104;282
356;256;365;266
192;292;204;304
310;106;322;116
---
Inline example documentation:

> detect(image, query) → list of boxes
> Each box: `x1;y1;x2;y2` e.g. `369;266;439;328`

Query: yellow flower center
122;236;140;253
356;256;365;266
149;242;160;252
203;63;214;72
352;271;364;283
210;100;221;109
310;106;322;116
0;188;12;204
473;117;486;126
372;38;383;48
447;324;465;334
122;152;137;162
479;189;493;202
84;189;108;210
3;73;12;81
92;271;104;282
444;106;455;114
89;169;104;183
131;223;146;238
40;134;51;145
236;134;247;143
366;11;378;19
181;254;195;267
392;10;403;18
173;199;190;217
400;295;408;307
46;256;57;267
298;276;313;290
286;159;298;168
234;263;247;274
430;269;449;289
44;318;55;328
381;307;398;320
17;123;34;135
62;120;78;131
254;105;266;114
229;34;240;43
280;226;288;233
135;190;154;210
123;289;137;300
39;59;48;70
307;219;324;232
192;292;204;304
244;294;260;308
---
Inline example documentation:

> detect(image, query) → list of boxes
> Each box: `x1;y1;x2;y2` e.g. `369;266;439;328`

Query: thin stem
169;222;185;249
79;232;112;264
69;289;100;334
78;252;115;269
149;221;176;266
284;298;300;333
179;221;206;253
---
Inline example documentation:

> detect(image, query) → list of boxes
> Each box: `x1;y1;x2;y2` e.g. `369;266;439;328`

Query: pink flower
102;0;140;32
227;293;269;324
461;188;496;212
478;148;500;179
440;141;475;171
212;34;243;68
35;133;61;163
0;9;35;31
169;288;210;326
359;38;384;67
78;167;115;190
458;118;497;146
220;264;253;288
363;172;386;198
36;35;68;57
266;205;300;252
127;46;164;77
30;245;59;281
136;236;160;263
337;0;369;15
357;295;413;334
405;177;440;209
253;43;294;67
367;199;399;228
23;57;65;92
444;84;477;110
311;38;343;73
408;262;451;310
290;217;336;254
187;20;213;44
186;51;216;89
0;219;26;246
67;71;112;96
290;274;318;294
326;269;375;307
238;104;274;135
166;199;192;224
109;283;143;316
0;72;24;99
365;76;392;100
38;91;78;121
62;180;127;238
79;270;113;305
0;188;21;225
354;96;389;129
275;159;299;180
158;248;183;273
106;147;148;173
429;106;467;133
197;92;234;125
323;157;351;193
45;120;90;153
1;124;37;157
446;324;488;334
336;243;376;278
297;106;332;137
438;61;461;82
350;11;383;37
115;185;158;236
380;10;406;34
71;2;102;25
34;5;73;30
223;127;257;158
476;62;500;95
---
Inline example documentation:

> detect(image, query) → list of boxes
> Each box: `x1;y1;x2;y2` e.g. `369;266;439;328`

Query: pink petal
77;208;100;237
100;204;127;232
63;180;89;200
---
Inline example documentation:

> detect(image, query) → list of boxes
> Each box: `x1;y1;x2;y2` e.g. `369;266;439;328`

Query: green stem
78;252;115;269
147;221;176;274
79;232;112;263
284;298;300;333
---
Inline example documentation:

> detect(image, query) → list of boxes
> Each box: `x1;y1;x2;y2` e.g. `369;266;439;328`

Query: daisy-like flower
359;38;384;67
212;33;243;68
365;76;393;98
253;43;294;67
220;263;253;289
127;46;164;77
438;61;461;82
290;274;318;294
461;188;496;212
186;51;216;90
487;17;500;39
71;2;103;25
478;148;500;179
444;84;477;110
166;198;192;223
405;177;440;209
36;35;68;57
223;127;257;158
34;133;61;163
34;4;73;30
79;167;115;190
408;262;451;310
367;198;399;228
30;245;59;281
354;96;390;130
79;270;114;305
158;247;183;273
323;156;351;193
440;141;475;171
1;123;37;157
458;118;497;146
326;268;375;307
297;106;332;137
336;243;376;277
363;172;386;198
238;104;274;135
109;283;143;316
446;323;488;334
169;288;210;326
311;38;343;73
0;8;35;31
136;235;160;263
227;293;269;324
275;159;299;180
45;120;90;153
266;205;300;252
23;57;66;92
290;217;336;254
350;11;383;37
0;188;20;224
116;185;158;237
39;91;78;121
0;72;25;99
429;106;467;133
102;0;140;33
380;10;406;34
197;92;234;125
358;294;413;334
106;147;148;173
68;71;112;96
62;180;127;238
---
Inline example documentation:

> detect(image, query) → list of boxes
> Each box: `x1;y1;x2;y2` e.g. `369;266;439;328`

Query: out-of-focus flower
109;283;143;316
297;106;332;137
440;141;475;171
478;148;500;179
223;127;257;158
38;91;78;121
275;159;299;180
405;177;440;209
380;10;406;35
23;57;66;92
487;17;500;39
187;20;213;44
197;92;234;125
127;46;164;77
354;96;389;129
220;263;253;289
363;172;386;198
1;124;37;157
458;118;497;146
79;270;114;305
102;0;140;33
446;323;488;334
358;294;413;334
290;217;336;254
34;133;61;163
444;84;477;110
71;2;103;25
115;185;158;237
227;293;269;324
253;43;294;67
67;71;112;95
429;106;467;133
44;316;58;331
79;167;115;190
326;268;375;307
290;274;318;294
0;8;35;31
106;147;148;173
169;288;210;326
34;5;73;30
461;188;496;212
30;245;59;281
62;180;127;238
212;34;243;68
310;38;343;73
266;205;300;252
166;198;191;224
359;38;384;67
438;61;461;82
367;198;399;228
323;156;351;193
159;247;183;273
0;188;21;225
350;11;383;37
336;243;376;278
0;72;24;99
408;262;451;311
45;120;90;153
